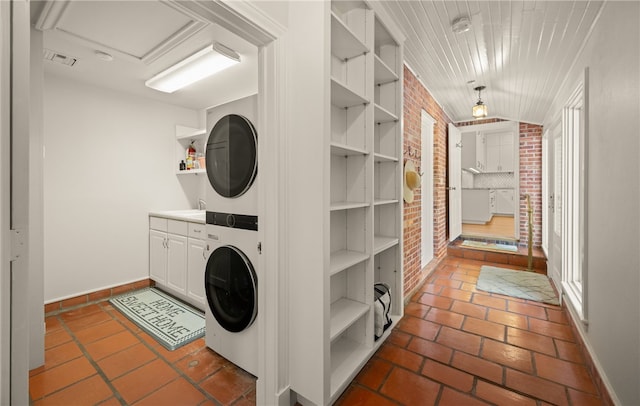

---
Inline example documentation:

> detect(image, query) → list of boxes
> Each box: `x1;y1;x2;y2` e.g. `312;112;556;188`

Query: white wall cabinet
289;2;403;405
149;216;207;310
461;131;486;173
485;131;515;172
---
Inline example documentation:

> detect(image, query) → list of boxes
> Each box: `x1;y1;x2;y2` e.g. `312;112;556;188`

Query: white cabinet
289;3;403;405
485;131;514;173
495;189;515;214
149;216;207;310
461;131;486;173
187;238;207;306
462;189;492;223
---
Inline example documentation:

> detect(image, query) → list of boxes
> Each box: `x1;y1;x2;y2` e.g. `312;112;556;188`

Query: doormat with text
110;288;205;350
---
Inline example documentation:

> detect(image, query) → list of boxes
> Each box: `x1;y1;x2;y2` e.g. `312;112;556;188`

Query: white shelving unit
289;2;403;405
175;125;206;175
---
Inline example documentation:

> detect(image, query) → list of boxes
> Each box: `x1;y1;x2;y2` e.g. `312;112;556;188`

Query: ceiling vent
43;48;77;67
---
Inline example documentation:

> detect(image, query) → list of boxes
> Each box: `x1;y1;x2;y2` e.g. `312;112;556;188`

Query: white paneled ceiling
31;0;258;110
379;0;604;124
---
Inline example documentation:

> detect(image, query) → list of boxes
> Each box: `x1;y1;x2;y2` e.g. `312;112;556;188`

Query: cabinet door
485;144;500;172
187;238;207;309
166;234;188;295
499;143;515;172
476;133;486;171
149;229;167;285
496;189;515;214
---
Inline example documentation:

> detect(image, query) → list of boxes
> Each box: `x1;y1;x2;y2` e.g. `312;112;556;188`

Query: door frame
448;123;462;241
421;110;435;266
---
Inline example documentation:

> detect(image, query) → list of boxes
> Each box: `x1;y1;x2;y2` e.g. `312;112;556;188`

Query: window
561;70;588;323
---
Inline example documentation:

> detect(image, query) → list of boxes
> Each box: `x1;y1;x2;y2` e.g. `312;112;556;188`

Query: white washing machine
205;94;258;216
204;214;259;376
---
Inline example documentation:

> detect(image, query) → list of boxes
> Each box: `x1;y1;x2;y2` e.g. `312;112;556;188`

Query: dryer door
205;245;257;332
206;114;257;198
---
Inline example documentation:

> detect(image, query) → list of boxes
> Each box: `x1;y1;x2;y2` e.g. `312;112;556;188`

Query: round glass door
205;245;257;332
206;114;257;198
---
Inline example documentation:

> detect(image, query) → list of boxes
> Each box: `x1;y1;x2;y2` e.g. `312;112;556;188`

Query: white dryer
205;95;258;216
204;212;259;376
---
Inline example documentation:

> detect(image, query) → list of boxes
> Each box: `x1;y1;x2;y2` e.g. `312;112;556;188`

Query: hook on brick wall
403;145;420;160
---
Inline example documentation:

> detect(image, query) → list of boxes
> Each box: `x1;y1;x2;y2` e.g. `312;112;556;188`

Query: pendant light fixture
472;85;488;118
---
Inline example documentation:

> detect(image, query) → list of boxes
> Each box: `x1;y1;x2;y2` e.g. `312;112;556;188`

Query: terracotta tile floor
30;256;606;405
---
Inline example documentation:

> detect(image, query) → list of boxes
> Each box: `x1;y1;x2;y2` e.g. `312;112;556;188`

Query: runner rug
477;266;560;305
110;287;205;350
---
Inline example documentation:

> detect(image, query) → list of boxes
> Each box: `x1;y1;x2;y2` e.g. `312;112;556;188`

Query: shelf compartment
374;152;398;163
330;250;369;275
331;142;368;156
374;54;398;85
375;121;399;159
331;153;367;208
330;298;369;341
331;12;369;61
374;246;402;315
331;78;369;108
330;335;370;400
374;103;398;124
374;236;399;254
374;160;398;202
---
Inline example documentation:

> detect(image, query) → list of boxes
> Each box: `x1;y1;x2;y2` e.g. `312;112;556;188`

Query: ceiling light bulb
145;42;240;93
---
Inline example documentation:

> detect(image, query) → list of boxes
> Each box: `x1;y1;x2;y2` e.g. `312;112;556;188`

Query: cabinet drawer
188;223;206;239
168;219;188;236
149;216;168;232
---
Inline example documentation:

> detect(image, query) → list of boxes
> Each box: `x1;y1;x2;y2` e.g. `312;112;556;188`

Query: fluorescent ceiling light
145;42;240;93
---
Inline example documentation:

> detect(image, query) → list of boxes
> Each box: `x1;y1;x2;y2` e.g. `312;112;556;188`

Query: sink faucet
198;199;206;210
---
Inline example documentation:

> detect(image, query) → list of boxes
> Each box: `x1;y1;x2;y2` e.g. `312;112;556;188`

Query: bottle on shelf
179;160;186;171
186;141;196;170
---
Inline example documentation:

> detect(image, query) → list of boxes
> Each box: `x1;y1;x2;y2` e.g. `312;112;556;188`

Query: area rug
461;239;519;253
110;288;205;350
477;266;560;305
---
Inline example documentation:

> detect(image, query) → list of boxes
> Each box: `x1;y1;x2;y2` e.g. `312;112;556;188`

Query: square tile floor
30;256;608;405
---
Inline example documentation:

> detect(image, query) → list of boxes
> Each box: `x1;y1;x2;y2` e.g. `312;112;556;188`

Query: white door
166;234;188;295
149;230;168;285
448;123;462;241
187;238;208;307
1;1;30;403
421;111;435;266
548;118;563;283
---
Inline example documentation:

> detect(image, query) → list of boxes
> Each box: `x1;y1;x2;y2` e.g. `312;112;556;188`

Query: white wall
43;74;203;302
544;2;640;404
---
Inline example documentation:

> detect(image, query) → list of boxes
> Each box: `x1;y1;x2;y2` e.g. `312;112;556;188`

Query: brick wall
455;119;543;247
403;66;452;297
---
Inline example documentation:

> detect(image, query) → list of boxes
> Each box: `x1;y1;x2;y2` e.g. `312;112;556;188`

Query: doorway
458;121;520;242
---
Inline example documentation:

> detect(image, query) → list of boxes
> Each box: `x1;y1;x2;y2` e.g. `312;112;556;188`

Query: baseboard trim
44;278;154;315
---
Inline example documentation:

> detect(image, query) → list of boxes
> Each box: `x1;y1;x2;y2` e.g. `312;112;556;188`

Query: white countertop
149;210;206;224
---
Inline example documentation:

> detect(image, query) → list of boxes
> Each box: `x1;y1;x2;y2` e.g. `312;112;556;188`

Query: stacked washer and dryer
203;95;260;377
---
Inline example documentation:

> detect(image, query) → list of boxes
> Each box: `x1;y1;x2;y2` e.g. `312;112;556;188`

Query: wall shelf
374;198;399;206
374;236;399;254
331;78;369;108
330;250;369;276
331;142;369;156
374;103;398;124
331;12;369;60
330;298;369;341
176;168;206;175
374;54;398;85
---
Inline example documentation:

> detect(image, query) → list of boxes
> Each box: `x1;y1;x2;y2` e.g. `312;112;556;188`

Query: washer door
205;245;257;333
206;114;257;198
